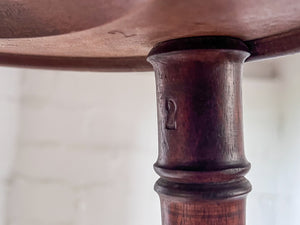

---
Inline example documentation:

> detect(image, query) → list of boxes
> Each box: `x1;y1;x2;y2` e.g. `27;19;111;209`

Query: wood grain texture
0;0;146;38
246;28;300;61
159;193;247;225
0;53;151;72
147;37;251;225
0;0;299;71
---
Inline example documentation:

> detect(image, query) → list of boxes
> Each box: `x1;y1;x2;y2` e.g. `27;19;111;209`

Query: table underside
0;0;300;71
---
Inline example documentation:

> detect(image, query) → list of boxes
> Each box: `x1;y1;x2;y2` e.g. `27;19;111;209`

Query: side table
1;1;300;224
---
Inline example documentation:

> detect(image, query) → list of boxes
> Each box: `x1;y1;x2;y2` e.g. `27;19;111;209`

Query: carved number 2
166;99;177;130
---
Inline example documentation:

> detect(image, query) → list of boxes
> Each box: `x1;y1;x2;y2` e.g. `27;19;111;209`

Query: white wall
0;53;299;225
7;71;159;225
0;68;21;225
243;61;282;225
243;55;300;225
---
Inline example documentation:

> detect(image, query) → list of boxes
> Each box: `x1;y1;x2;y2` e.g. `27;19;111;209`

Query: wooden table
1;1;300;224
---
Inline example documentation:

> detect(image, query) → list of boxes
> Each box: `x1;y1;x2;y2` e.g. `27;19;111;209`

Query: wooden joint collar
147;36;251;225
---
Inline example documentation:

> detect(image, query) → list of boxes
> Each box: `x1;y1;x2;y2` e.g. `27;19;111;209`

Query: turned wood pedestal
148;37;251;225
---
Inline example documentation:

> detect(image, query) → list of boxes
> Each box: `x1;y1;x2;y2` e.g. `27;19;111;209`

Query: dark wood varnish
147;37;251;225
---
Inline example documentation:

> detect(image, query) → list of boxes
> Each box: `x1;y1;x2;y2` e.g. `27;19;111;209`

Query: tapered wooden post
147;37;251;225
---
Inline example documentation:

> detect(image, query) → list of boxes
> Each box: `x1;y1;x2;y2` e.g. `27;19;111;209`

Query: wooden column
147;37;251;225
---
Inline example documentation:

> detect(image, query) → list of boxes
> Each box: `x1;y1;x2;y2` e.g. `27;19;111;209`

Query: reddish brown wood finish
0;0;145;38
147;37;251;225
0;29;299;72
246;28;300;62
0;0;299;71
